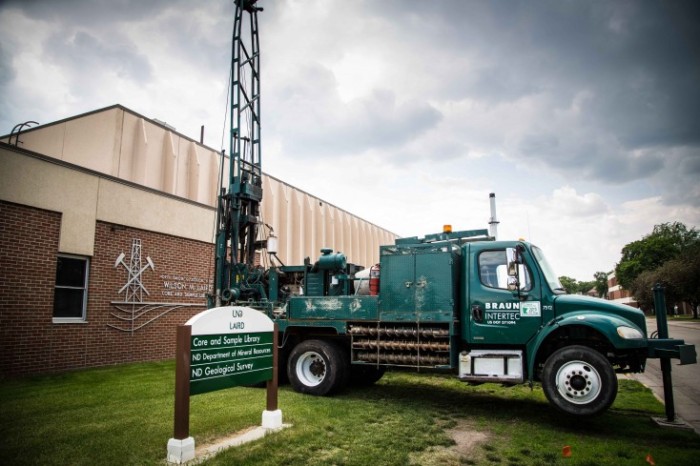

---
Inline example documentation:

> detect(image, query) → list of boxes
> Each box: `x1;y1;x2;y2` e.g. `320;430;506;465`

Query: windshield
531;245;564;294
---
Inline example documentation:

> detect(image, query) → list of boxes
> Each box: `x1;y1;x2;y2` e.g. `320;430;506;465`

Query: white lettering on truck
485;302;520;310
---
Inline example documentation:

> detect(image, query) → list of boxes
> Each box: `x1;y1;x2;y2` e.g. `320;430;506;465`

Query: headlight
617;326;644;339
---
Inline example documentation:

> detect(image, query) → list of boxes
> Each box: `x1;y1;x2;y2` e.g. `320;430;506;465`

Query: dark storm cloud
263;0;700;197
1;0;182;25
579;2;700;150
268;62;442;156
504;0;700;200
0;41;15;86
3;0;231;77
652;147;700;205
460;64;542;104
0;42;18;131
163;12;232;73
515;129;667;182
44;30;152;83
0;0;233;135
2;0;698;205
370;1;700;172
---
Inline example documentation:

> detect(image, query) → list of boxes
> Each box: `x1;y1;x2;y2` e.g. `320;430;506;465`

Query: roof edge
0;104;220;153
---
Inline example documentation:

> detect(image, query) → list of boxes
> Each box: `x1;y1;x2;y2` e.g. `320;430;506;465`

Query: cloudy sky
1;0;699;281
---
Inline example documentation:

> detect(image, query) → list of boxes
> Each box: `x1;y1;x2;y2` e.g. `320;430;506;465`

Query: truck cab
465;241;551;346
457;238;669;415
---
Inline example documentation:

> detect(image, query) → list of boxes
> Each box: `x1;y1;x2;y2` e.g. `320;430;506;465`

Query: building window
53;255;89;322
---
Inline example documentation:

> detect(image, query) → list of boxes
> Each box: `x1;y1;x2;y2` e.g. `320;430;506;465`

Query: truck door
466;244;543;345
380;252;414;312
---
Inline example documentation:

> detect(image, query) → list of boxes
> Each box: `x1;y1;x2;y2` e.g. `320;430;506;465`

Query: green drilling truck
212;0;696;417
218;226;695;417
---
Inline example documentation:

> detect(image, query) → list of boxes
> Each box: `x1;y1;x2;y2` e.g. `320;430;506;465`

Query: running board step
458;350;524;384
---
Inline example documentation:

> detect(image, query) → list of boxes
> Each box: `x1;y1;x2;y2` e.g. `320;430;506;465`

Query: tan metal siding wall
258;175;394;268
3;106;397;267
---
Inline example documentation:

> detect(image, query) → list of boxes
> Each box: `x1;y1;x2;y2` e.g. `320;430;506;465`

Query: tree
620;226;700;318
654;244;700;318
556;276;599;296
615;222;699;290
559;275;595;294
559;276;578;294
578;280;595;295
680;244;700;318
594;271;609;298
629;270;656;313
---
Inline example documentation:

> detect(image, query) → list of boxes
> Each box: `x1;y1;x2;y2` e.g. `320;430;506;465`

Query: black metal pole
653;284;676;422
266;323;279;412
174;325;192;439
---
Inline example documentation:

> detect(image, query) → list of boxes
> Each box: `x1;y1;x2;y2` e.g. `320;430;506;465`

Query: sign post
167;306;280;464
263;324;281;428
168;325;194;463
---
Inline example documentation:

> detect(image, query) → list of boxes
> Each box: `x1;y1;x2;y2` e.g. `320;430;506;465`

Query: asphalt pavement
628;318;700;435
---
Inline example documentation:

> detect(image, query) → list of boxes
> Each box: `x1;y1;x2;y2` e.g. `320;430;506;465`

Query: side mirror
507;276;519;291
506;247;520;277
506;246;526;295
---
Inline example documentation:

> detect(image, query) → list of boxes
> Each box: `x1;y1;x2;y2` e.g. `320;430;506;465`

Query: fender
526;311;647;381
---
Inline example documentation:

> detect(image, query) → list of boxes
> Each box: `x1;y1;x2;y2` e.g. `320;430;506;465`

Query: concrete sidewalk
627;369;700;435
628;318;700;435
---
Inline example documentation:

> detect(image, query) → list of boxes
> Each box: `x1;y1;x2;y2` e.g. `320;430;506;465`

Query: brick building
606;272;638;308
0;105;396;376
606;272;699;315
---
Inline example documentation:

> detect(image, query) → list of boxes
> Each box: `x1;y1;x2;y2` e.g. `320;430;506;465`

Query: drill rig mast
213;0;264;307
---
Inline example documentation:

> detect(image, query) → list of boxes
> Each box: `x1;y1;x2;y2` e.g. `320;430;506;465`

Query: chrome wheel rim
296;351;326;387
555;360;601;405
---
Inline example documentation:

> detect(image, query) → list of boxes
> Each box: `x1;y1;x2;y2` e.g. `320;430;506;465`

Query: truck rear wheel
288;339;348;396
542;345;617;417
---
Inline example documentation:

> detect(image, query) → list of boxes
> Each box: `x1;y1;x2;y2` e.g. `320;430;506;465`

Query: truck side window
478;250;532;291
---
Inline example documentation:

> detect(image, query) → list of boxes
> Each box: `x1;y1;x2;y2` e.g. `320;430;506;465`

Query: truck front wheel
542;345;617;417
288;339;348;396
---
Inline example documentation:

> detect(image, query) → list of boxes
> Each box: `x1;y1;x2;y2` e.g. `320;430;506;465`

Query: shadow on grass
339;371;700;451
2;362;699;466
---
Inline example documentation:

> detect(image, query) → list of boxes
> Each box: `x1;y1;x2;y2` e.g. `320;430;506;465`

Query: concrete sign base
167;436;195;464
262;409;283;429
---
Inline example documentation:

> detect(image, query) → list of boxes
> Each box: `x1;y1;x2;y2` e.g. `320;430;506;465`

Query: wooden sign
169;306;279;463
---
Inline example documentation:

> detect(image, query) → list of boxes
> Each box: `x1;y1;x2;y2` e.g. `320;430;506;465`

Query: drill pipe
352;339;450;352
349;326;449;339
356;352;449;365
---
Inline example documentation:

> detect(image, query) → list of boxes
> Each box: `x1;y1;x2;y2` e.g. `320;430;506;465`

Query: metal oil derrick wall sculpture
115;239;154;303
109;238;203;334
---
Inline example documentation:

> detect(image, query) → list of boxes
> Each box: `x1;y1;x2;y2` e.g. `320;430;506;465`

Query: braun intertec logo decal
484;301;541;317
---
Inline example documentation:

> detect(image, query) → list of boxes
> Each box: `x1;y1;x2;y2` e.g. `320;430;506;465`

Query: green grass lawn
1;362;699;465
669;315;700;322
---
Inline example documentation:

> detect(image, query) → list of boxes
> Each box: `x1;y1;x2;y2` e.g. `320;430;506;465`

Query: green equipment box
378;242;460;322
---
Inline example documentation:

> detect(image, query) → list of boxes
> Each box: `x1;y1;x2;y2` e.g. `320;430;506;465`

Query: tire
277;344;290;385
350;365;386;386
542;345;617;417
287;339;349;396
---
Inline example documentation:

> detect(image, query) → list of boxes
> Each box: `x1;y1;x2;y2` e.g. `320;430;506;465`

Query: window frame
477;249;533;292
52;254;90;323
